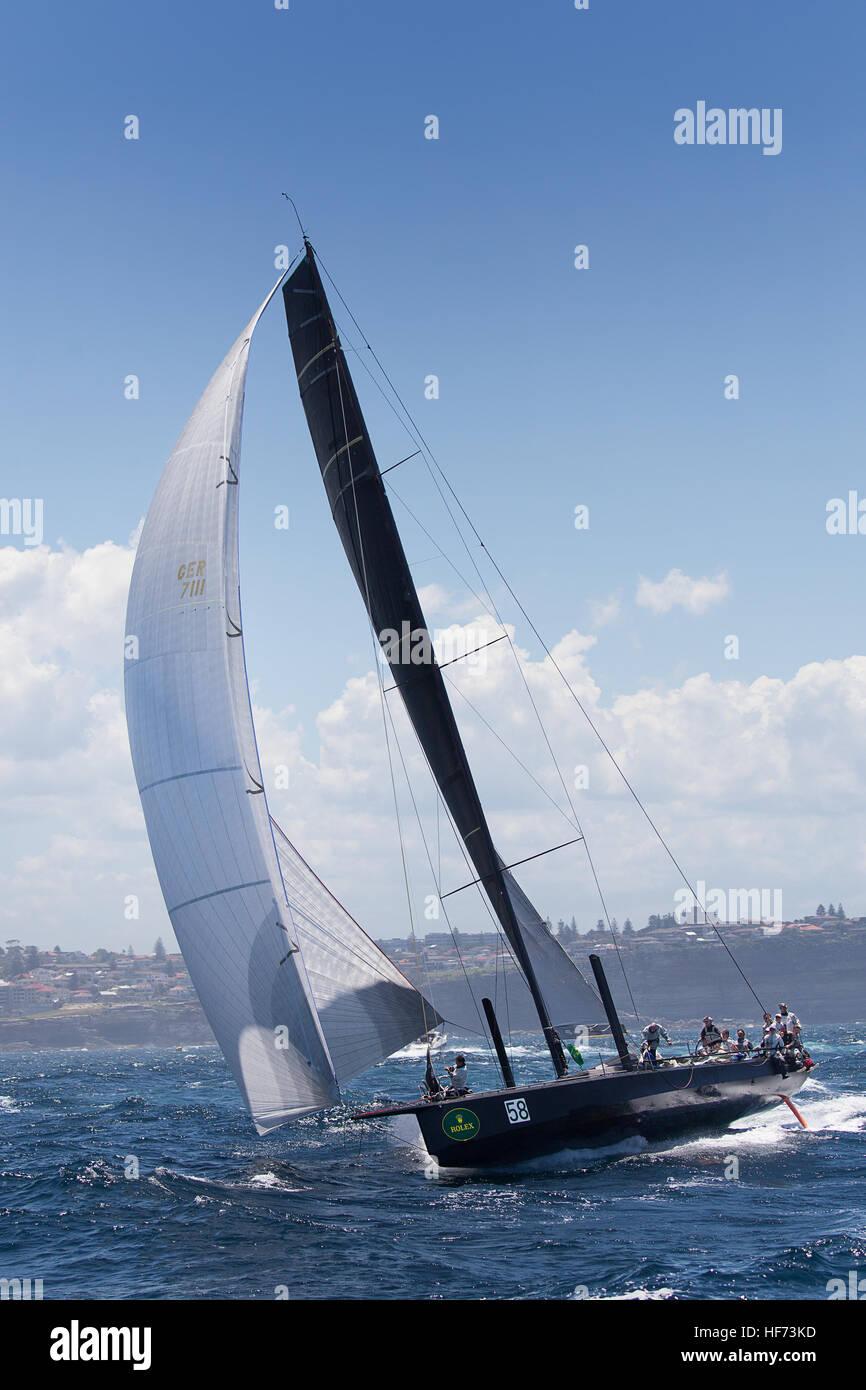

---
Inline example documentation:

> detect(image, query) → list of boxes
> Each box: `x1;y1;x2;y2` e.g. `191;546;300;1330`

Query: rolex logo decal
442;1108;480;1141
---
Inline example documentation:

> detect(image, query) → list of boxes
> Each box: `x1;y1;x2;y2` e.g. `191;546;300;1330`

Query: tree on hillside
24;944;40;971
154;938;166;961
0;945;26;981
837;902;846;919
816;904;825;916
828;903;836;917
622;918;635;936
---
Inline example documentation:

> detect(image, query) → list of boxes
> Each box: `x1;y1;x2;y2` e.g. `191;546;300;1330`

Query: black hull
376;1058;810;1168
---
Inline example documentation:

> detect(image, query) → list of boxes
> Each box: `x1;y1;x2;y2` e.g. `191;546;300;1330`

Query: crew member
733;1028;752;1057
699;1016;722;1053
763;1026;788;1078
778;1003;800;1043
444;1054;468;1095
641;1020;671;1068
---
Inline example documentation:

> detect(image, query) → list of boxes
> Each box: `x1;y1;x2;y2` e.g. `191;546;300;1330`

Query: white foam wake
574;1286;677;1301
666;1090;866;1157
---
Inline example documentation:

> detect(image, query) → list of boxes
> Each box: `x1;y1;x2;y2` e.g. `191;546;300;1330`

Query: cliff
0;1001;215;1051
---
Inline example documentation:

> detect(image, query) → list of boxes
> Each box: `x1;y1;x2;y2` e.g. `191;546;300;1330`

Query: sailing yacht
124;238;811;1167
402;1029;448;1059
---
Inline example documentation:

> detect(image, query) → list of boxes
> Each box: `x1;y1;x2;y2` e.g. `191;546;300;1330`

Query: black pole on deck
482;997;516;1089
589;954;634;1069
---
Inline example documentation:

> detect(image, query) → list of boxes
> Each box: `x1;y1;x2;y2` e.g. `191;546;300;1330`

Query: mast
284;241;568;1078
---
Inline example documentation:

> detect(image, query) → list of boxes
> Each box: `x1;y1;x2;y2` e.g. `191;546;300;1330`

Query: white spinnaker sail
124;282;342;1134
270;820;440;1083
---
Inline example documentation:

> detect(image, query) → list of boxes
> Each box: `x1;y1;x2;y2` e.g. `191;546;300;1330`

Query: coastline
1;951;862;1050
0;1001;216;1051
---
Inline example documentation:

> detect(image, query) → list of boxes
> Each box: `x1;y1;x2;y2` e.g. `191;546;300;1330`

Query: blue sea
1;1027;864;1301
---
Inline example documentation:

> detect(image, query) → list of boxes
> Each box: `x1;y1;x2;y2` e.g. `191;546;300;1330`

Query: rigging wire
314;247;635;1015
380;689;498;1053
381;475;584;834
379;476;624;1013
320;257;537;1048
394;425;638;1017
320;284;533;1055
375;603;544;1027
326;300;433;1040
442;673;580;833
311;242;767;1018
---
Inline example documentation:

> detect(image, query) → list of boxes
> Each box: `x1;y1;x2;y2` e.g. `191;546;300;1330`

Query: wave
574;1286;677;1301
60;1158;121;1188
653;1089;866;1160
149;1163;307;1198
733;1089;866;1136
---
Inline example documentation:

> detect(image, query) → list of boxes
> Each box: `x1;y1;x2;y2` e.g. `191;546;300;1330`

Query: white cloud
416;582;450;614
636;567;730;615
1;539;863;952
0;540;161;946
588;595;621;629
416;583;489;624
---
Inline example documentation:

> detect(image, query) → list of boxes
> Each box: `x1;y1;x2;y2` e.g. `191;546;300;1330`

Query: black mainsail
283;245;603;1072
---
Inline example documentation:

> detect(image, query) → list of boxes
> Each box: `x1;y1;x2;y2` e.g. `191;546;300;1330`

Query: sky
1;0;865;952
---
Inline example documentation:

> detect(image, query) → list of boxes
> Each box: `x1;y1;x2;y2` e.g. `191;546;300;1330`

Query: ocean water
1;1026;864;1301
